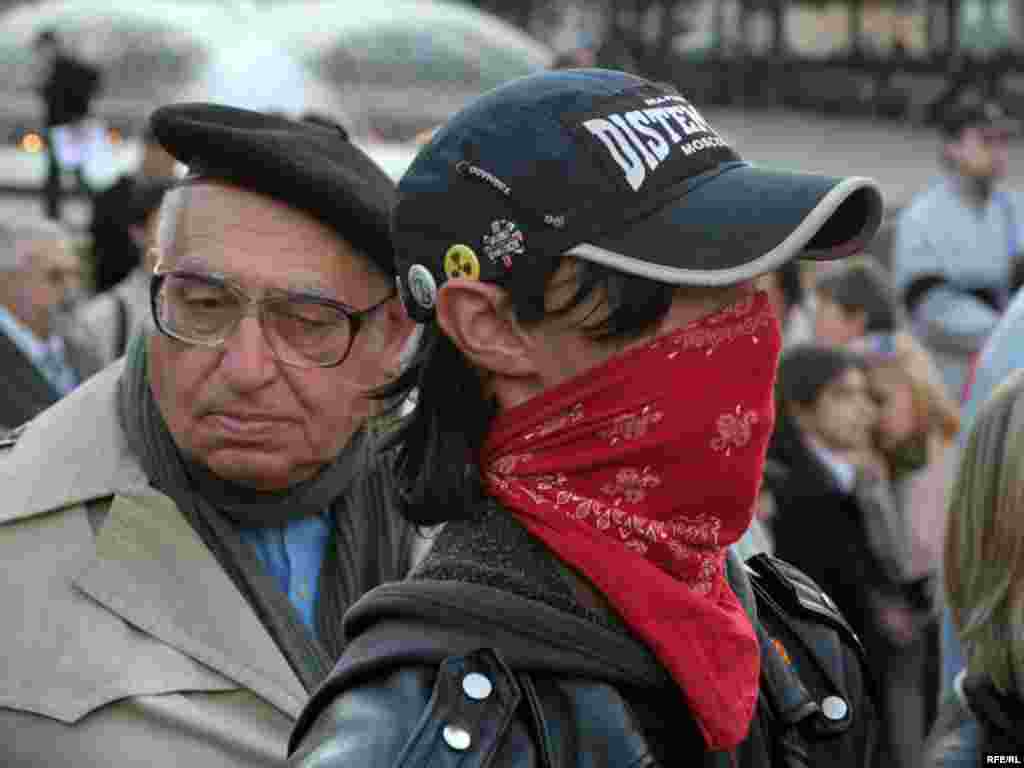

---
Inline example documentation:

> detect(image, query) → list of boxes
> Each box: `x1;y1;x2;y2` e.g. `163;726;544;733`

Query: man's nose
218;315;278;392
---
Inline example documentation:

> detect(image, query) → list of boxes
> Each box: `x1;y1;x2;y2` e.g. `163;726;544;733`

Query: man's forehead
162;180;388;300
173;180;342;243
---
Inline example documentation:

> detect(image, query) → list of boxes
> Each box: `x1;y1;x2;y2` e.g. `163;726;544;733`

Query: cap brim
566;164;883;286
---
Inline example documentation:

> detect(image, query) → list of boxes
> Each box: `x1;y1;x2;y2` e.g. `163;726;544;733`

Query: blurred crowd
2;19;1024;768
735;95;1023;766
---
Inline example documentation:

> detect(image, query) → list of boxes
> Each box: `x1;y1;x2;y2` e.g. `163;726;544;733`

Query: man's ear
375;295;417;376
435;278;537;378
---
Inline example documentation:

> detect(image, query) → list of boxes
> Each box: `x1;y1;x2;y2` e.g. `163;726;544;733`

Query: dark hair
377;259;676;526
769;344;868;478
125;178;174;227
774;259;804;314
776;343;867;409
815;257;901;333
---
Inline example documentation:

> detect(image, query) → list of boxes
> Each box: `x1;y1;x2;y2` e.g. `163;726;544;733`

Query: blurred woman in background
854;330;962;765
925;369;1024;766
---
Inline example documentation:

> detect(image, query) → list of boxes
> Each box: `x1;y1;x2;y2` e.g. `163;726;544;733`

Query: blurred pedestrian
814;255;901;347
937;281;1024;710
89;127;179;295
74;178;173;365
0;216;98;432
289;69;883;767
0;105;421;766
855;330;963;763
924;368;1024;766
33;28;103;221
893;98;1021;400
770;343;925;766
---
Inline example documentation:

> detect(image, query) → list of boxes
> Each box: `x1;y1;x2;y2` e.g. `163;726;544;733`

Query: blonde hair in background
877;331;960;443
944;368;1024;695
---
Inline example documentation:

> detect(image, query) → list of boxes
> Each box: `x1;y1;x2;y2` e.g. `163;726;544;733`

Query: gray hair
0;216;71;272
154;183;188;264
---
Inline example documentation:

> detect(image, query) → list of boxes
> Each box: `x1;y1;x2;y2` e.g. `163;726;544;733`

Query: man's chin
200;449;317;492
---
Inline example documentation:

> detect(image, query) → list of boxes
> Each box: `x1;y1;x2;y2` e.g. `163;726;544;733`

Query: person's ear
372;295;417;378
435;278;537;378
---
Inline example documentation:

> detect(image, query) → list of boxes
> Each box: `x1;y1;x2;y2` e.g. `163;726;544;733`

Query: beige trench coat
0;363;321;765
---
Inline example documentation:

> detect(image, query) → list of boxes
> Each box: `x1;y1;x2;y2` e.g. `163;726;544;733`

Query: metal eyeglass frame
150;268;395;368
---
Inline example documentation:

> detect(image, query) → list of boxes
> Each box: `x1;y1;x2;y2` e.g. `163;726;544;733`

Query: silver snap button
442;724;472;750
462;672;493;700
821;695;848;721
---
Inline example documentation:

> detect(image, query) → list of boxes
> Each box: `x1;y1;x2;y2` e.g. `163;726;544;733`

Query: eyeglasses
151;269;394;368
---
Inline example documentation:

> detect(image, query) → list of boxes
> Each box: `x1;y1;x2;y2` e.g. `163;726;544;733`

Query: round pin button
821;695;849;721
444;244;480;280
462;672;493;700
442;724;472;751
406;264;437;310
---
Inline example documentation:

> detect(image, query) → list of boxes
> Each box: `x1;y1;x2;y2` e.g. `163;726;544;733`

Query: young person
771;343;929;766
855;331;962;766
288;68;884;766
813;256;901;347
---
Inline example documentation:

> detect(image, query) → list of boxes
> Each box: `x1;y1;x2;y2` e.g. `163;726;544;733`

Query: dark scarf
117;333;407;691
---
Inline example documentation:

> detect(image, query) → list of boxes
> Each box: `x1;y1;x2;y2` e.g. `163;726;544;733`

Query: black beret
149;103;397;276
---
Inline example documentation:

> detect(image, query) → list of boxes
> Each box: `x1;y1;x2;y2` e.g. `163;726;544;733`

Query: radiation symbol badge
443;244;481;280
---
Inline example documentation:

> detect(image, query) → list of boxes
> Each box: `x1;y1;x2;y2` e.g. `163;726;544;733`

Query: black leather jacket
289;512;877;768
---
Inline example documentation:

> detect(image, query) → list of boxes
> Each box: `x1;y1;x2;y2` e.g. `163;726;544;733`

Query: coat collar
72;491;308;717
0;360;148;525
0;360;308;716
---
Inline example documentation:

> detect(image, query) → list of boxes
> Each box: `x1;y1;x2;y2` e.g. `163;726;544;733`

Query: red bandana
480;290;781;750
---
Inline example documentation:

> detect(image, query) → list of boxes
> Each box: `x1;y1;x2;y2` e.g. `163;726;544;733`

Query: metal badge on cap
482;219;524;269
444;244;481;280
406;264;438;310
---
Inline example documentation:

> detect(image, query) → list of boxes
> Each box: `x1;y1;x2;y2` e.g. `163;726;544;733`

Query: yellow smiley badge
443;244;480;280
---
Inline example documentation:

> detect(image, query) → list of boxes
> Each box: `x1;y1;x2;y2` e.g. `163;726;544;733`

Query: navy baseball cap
392;69;883;320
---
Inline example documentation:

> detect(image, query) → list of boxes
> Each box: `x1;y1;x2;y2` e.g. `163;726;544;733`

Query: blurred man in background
0;217;98;431
814;256;902;348
74;178;172;365
893;99;1020;400
89;127;179;295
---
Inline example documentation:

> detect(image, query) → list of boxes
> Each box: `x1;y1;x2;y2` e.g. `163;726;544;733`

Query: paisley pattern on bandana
480;290;782;750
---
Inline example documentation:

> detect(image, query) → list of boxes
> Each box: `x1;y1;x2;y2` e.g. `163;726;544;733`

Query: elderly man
0;105;418;766
0;216;97;430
